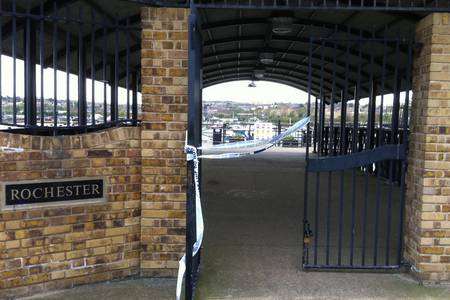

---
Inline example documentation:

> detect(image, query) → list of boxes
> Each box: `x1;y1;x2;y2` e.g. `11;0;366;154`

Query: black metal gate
302;29;413;270
185;3;203;300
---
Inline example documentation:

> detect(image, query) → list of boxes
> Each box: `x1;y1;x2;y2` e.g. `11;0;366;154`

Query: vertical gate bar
132;71;138;126
327;34;337;266
12;0;17;125
112;16;120;123
397;39;412;266
102;16;107;124
366;28;376;152
374;33;388;266
317;39;326;157
319;97;325;156
78;7;87;126
126;17;131;120
66;6;71;127
110;60;116;123
350;86;358;266
372;89;382;265
0;0;2;124
378;34;391;266
392;78;401;143
326;155;332;265
91;9;96;125
386;38;401;265
338;29;350;266
378;27;388;146
361;130;369;265
303;36;313;267
194;21;202;255
313;97;318;153
350;30;362;266
337;89;345;266
340;52;349;155
368;79;377;150
358;32;373;266
25;5;37;127
53;2;58;128
365;31;380;265
186;160;195;300
329;36;337;157
313;170;320;265
24;8;28;123
328;98;336;156
326;91;333;265
186;8;197;298
310;40;325;265
39;1;44;126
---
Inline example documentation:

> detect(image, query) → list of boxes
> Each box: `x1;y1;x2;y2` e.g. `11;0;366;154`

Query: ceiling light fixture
254;67;265;79
271;11;294;35
259;52;274;65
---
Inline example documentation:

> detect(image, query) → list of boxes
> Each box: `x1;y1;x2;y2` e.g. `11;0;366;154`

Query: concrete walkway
24;148;449;300
196;148;449;299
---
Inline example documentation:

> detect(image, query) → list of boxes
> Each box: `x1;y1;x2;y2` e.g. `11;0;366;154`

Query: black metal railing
310;125;408;182
314;126;408;157
302;25;413;270
0;0;141;135
150;0;450;11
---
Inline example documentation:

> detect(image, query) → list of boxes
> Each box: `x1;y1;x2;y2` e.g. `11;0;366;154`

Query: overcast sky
203;80;309;104
1;55;406;108
1;55;133;103
203;80;408;107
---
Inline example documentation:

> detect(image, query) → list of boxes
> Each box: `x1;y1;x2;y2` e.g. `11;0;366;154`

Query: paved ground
24;148;449;299
22;278;175;300
196;148;449;299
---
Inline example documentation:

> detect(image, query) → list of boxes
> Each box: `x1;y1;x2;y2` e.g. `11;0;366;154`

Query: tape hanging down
176;116;310;299
176;145;204;300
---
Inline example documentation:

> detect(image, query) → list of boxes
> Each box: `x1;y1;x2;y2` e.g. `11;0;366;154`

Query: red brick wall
0;127;141;298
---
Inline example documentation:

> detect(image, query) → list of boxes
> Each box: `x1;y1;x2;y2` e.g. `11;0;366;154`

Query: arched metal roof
197;8;420;98
5;1;427;97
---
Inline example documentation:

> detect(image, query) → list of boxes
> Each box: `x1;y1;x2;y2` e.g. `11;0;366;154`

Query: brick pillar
407;13;450;283
140;7;189;277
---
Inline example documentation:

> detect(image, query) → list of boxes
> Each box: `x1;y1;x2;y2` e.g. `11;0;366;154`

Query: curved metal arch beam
203;35;398;73
203;47;373;80
203;58;360;88
204;73;353;102
201;17;394;43
204;64;348;93
205;67;376;102
203;73;315;96
205;70;333;98
203;51;400;94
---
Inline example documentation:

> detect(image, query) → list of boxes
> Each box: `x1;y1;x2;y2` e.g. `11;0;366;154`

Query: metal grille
0;0;141;135
302;28;413;270
147;0;450;11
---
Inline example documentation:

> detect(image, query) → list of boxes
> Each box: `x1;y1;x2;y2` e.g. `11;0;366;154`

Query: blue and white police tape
176;145;204;300
175;116;310;299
